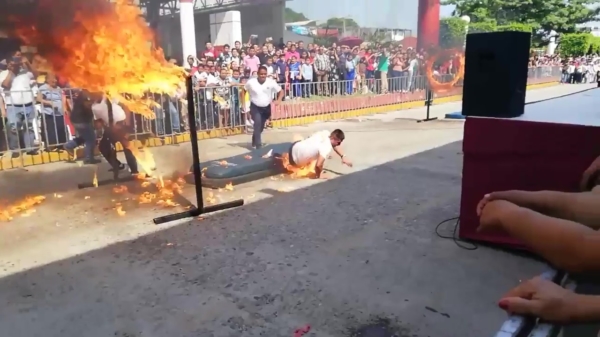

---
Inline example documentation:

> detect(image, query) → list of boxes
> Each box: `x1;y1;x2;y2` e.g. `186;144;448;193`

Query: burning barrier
10;0;185;118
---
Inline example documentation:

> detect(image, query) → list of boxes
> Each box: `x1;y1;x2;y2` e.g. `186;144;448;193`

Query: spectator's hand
499;277;579;323
580;157;600;191
477;199;518;233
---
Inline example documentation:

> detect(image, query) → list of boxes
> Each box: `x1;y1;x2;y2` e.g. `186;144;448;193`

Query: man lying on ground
288;129;352;178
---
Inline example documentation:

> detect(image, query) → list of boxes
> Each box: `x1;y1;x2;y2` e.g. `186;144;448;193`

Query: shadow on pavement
0;141;545;337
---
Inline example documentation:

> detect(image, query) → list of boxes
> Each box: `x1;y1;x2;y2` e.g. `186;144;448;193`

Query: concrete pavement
0;83;594;337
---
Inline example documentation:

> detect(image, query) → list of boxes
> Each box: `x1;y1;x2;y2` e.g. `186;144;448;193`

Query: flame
92;170;99;188
425;49;465;94
115;203;126;216
128;145;156;177
0;196;46;222
279;153;316;179
10;0;185;118
205;192;217;205
244;155;252;160
225;182;234;191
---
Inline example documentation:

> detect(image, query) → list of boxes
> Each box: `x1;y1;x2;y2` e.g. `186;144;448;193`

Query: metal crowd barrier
0;66;561;163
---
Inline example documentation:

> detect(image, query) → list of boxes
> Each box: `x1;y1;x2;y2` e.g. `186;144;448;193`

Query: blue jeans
64;122;97;160
6;104;35;151
153;101;181;135
345;69;356;94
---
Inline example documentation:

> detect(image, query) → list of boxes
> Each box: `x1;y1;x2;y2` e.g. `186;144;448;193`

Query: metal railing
0;66;562;165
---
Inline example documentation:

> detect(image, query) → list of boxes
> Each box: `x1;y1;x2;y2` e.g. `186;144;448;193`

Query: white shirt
244;77;281;107
0;69;35;105
92;97;126;125
291;130;333;167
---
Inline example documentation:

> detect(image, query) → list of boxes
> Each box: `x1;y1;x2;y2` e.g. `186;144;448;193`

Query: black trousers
249;103;270;148
42;114;67;149
98;124;138;174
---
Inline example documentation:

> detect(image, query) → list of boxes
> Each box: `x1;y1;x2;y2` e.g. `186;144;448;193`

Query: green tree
284;8;309;23
468;21;497;33
559;33;593;56
439;17;467;48
319;17;360;29
442;0;600;34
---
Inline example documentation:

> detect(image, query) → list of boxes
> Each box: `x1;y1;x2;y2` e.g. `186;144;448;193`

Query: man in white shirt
241;66;284;149
0;56;37;157
289;129;352;178
92;96;139;177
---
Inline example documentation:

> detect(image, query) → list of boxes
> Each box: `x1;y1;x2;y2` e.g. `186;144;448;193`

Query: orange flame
11;0;185;118
0;196;46;222
279;153;316;179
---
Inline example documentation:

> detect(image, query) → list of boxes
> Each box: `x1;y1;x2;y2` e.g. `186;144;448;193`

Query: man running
241;65;284;149
287;129;352;178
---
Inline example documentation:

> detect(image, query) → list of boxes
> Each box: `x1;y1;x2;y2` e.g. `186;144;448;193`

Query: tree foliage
284;8;309;23
468;21;497;33
441;0;600;34
559;33;594;56
440;17;467;48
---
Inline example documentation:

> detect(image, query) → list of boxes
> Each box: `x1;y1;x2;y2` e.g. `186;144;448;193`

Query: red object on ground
293;325;311;337
458;92;600;248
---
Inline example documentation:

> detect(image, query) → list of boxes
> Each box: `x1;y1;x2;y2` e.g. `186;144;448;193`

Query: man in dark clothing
63;90;101;164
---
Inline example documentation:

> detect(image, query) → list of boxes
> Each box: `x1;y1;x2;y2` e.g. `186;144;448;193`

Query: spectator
203;42;216;59
0;53;37;157
217;44;232;66
37;73;68;151
285;44;300;61
314;47;330;95
377;49;390;93
243;47;260;74
301;57;313;98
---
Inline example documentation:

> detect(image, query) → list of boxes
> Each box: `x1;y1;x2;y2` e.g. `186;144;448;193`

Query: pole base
417;117;438;123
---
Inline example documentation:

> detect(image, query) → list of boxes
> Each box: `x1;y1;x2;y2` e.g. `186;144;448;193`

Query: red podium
459;89;600;248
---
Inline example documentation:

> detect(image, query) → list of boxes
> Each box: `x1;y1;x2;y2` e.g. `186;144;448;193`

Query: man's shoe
26;150;39;156
83;158;101;164
108;163;126;172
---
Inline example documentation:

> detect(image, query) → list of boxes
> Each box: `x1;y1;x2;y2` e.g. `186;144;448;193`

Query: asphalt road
0;84;594;337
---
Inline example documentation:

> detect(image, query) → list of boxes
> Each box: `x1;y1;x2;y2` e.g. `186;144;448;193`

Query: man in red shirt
202;42;216;59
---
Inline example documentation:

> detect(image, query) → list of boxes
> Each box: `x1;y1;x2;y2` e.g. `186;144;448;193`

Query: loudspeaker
462;31;531;118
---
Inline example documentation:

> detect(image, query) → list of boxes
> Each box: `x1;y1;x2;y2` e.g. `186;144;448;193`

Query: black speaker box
462;31;531;118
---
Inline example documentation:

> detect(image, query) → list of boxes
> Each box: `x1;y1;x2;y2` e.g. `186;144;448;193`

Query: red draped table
459;89;600;248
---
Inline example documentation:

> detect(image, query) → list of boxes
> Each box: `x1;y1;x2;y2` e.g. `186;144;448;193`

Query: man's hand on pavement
341;156;353;167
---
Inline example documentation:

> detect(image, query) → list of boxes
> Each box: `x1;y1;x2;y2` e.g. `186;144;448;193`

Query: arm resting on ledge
490;190;600;229
495;203;600;273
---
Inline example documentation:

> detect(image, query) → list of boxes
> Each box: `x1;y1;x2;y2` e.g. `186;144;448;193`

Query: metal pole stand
417;87;438;123
153;76;244;225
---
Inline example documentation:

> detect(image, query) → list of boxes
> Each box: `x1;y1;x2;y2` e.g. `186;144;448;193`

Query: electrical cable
434;216;478;250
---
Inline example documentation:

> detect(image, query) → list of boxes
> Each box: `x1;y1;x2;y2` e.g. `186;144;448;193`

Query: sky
287;0;456;32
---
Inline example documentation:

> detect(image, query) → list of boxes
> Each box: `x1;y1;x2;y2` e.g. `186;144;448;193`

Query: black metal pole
185;75;205;210
152;76;244;225
417;82;438;123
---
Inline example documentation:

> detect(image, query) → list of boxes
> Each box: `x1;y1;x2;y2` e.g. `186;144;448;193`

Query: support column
180;0;197;68
417;0;441;51
209;11;241;47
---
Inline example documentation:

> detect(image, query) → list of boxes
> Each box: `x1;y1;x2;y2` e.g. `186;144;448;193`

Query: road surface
0;84;593;337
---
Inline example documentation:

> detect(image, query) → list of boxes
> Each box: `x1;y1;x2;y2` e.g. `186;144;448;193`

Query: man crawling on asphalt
287;129;352;178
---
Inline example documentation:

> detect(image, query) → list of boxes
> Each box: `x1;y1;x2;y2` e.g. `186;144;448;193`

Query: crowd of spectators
0;37;567;155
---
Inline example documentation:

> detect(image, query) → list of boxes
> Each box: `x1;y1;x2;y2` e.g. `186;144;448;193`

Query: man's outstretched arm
485;190;600;229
